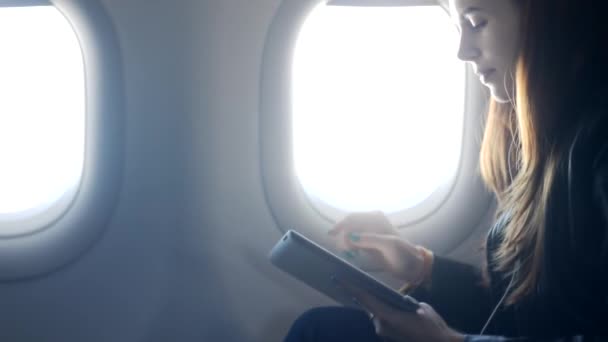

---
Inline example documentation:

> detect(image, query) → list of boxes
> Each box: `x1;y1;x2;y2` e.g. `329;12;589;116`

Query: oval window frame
260;0;493;253
0;0;125;280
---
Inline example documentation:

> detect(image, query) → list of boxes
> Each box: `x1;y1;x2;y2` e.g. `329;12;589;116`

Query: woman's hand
340;281;464;342
329;211;425;282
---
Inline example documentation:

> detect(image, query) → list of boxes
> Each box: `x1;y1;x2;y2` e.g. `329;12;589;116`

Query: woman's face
449;0;521;103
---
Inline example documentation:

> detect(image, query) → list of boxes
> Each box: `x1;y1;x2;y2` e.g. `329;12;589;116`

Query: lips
477;68;496;84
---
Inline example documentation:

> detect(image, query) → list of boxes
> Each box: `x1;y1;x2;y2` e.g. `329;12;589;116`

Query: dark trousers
284;307;384;342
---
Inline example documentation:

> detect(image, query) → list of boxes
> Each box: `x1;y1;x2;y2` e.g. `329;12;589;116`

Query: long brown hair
480;0;608;303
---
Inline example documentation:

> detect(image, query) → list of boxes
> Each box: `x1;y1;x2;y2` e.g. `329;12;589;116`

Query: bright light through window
293;5;464;214
0;7;85;216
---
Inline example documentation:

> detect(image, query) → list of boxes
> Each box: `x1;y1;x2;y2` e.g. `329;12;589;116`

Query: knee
285;308;326;342
284;306;370;342
285;307;331;341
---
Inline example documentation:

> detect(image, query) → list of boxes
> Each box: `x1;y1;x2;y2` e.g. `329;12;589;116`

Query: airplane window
293;4;464;214
0;7;84;223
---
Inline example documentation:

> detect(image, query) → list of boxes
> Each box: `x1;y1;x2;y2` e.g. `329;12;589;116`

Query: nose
456;31;481;62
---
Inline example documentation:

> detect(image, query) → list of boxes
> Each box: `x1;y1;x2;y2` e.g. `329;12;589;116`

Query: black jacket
411;111;608;341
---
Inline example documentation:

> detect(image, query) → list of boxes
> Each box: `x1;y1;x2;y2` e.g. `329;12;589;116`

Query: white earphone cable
479;269;517;335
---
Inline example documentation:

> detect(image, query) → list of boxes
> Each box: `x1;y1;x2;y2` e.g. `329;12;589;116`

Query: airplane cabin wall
0;0;494;341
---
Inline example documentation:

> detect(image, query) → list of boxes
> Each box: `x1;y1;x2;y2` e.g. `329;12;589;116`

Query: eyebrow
462;6;483;15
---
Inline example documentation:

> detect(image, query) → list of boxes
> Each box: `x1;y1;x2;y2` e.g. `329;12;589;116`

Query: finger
328;214;356;236
418;302;431;312
416;302;440;319
347;232;397;251
407;302;440;330
350;248;387;271
329;211;387;236
352;233;419;257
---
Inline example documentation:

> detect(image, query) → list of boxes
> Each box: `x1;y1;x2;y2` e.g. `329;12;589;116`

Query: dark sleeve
593;149;608;292
409;256;496;334
462;139;608;342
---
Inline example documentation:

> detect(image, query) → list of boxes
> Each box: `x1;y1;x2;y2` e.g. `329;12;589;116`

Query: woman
285;0;608;341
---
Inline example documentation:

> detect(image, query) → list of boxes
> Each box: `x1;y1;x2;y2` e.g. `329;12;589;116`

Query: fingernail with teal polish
349;232;361;242
343;251;355;260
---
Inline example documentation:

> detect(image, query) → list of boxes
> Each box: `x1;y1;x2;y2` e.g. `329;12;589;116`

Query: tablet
269;230;419;312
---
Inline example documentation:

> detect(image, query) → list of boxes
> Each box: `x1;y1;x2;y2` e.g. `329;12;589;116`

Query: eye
467;17;487;31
